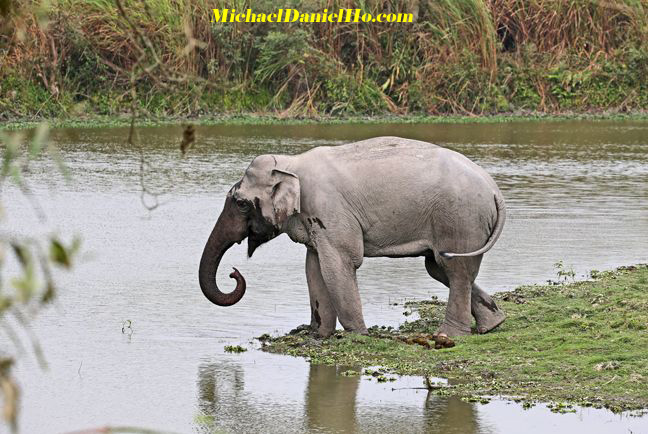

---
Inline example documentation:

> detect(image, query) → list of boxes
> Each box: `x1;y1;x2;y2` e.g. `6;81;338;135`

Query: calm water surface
4;120;648;433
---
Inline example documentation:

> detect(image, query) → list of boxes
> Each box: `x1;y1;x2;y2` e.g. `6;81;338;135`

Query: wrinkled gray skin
199;137;506;338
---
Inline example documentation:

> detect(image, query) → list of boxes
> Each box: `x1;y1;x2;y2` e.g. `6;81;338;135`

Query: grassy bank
2;111;648;132
1;1;647;122
262;265;648;412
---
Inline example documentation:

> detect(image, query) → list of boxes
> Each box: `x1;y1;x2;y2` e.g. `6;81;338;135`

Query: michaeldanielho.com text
211;9;414;23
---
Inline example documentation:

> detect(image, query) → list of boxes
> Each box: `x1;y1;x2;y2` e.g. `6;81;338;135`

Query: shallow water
3;120;648;433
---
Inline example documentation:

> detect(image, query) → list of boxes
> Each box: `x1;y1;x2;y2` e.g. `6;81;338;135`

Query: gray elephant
199;136;506;346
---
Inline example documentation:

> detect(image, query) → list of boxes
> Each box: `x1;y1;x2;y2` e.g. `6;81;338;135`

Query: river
4;120;648;433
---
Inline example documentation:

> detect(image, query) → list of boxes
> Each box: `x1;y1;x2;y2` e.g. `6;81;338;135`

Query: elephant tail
440;194;506;259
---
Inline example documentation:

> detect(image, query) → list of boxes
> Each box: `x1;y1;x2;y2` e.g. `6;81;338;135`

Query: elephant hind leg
306;249;337;337
472;282;506;334
438;272;473;337
424;254;450;286
424;254;505;336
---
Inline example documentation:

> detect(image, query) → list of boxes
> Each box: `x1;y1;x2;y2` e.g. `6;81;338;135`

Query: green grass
262;264;648;412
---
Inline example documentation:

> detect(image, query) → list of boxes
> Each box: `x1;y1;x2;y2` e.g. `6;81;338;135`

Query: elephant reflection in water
196;362;247;428
305;365;361;432
197;361;308;432
306;364;482;434
422;395;481;434
197;361;482;433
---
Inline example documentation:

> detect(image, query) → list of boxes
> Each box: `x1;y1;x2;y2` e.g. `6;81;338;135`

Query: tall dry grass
1;0;646;116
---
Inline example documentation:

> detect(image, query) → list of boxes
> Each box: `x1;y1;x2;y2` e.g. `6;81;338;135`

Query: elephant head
199;155;300;306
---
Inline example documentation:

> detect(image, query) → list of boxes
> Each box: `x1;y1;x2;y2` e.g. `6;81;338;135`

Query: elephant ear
271;169;300;228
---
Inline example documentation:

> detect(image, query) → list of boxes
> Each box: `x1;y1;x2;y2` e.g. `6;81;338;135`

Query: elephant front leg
471;282;506;334
306;249;337;337
315;243;368;335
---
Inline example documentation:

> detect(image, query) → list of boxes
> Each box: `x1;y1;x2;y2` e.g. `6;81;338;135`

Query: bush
1;0;647;118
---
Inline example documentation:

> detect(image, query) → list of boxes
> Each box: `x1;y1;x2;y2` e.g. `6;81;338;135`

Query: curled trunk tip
229;267;246;291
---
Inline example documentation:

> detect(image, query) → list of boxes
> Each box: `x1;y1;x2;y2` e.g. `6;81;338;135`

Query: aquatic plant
553;260;576;283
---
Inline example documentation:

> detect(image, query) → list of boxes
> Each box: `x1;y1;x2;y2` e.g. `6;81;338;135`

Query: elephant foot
339;315;369;336
471;287;506;334
435;320;472;338
342;325;369;336
476;309;506;334
308;322;336;339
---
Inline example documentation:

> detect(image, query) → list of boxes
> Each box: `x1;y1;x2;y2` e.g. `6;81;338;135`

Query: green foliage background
1;0;647;119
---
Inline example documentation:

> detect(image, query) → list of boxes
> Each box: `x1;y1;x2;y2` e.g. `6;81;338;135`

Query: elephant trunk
199;197;248;306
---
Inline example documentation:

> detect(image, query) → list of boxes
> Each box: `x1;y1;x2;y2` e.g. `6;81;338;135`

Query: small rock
594;361;620;371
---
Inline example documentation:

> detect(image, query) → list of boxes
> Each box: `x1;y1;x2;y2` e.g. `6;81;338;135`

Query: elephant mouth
246;197;279;257
247;231;273;257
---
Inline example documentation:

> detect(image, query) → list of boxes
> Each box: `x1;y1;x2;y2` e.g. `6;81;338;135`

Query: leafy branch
0;124;80;432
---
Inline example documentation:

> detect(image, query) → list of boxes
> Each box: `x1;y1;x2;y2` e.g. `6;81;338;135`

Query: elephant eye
236;199;251;212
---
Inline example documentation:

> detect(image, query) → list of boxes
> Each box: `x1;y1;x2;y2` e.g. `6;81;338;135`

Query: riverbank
2;111;648;131
261;265;648;413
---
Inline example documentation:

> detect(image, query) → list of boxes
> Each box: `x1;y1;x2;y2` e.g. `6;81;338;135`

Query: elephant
199;136;506;346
